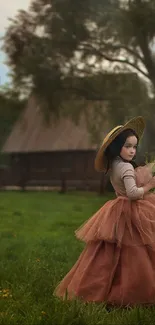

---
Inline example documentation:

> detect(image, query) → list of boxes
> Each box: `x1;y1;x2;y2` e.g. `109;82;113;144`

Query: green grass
0;191;154;324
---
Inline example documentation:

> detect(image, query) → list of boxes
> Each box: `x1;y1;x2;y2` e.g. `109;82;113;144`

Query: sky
0;0;31;85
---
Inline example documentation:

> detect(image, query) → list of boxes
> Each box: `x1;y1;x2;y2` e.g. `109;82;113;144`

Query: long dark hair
105;128;139;173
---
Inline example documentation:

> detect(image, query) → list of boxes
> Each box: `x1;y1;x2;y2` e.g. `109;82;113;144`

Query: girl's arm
120;162;155;200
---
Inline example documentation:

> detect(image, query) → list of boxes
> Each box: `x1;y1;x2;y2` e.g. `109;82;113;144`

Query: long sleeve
120;163;144;200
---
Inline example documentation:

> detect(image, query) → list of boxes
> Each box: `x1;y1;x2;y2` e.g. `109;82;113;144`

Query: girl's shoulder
112;157;134;179
112;157;134;171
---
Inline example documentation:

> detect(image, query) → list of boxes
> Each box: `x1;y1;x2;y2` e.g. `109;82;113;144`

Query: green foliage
0;88;25;148
3;0;154;102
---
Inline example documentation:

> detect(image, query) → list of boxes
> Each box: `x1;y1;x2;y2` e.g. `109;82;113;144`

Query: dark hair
105;128;139;173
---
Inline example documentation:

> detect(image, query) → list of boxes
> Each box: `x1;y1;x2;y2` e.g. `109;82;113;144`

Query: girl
54;116;155;306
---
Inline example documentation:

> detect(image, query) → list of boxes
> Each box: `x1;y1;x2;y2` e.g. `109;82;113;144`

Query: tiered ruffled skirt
54;194;155;306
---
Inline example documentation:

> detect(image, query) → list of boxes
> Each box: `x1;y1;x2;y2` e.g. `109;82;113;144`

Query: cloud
0;0;31;33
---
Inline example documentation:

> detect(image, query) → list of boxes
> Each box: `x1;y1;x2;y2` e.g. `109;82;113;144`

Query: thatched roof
2;95;108;153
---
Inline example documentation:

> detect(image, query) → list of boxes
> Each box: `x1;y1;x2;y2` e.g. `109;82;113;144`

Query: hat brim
95;116;145;172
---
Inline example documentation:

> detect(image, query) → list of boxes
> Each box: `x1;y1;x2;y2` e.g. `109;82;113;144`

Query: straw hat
95;116;145;172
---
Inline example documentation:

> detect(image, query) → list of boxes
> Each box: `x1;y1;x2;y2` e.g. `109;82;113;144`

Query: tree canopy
3;0;155;94
0;87;25;148
2;0;155;150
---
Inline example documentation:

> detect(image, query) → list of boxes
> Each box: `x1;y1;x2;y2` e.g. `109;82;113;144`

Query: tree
2;0;155;147
0;86;25;148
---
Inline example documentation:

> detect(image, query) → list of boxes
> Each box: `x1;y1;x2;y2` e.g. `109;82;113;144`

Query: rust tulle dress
54;157;155;306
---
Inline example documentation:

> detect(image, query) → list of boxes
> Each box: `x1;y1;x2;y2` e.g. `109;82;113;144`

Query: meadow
0;191;154;325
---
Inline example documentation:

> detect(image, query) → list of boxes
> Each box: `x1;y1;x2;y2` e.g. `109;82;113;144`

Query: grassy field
0;191;155;325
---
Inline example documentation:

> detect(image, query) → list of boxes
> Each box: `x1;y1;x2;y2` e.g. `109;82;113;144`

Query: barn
1;95;109;192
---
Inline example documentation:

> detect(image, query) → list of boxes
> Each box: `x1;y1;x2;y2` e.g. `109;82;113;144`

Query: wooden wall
0;151;111;192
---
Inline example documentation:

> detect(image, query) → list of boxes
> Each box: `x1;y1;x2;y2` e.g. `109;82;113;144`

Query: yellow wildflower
3;289;10;293
41;311;46;315
0;288;12;298
36;258;40;262
2;293;9;298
